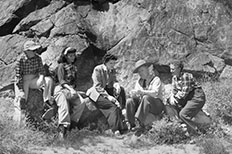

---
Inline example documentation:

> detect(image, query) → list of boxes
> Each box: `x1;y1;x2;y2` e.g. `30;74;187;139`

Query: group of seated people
14;40;207;139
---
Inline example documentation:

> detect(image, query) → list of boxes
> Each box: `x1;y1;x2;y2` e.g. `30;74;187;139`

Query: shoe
58;125;67;140
134;126;146;137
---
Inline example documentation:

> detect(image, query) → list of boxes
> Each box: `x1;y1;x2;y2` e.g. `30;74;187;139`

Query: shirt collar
103;64;108;72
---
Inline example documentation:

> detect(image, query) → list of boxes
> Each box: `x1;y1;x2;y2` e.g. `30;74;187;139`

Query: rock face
1;0;232;126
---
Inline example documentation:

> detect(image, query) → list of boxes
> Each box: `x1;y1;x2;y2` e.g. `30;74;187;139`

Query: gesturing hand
168;94;178;106
108;95;121;109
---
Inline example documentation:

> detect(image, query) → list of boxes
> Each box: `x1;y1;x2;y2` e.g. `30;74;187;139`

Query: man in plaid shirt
15;40;53;103
169;60;206;135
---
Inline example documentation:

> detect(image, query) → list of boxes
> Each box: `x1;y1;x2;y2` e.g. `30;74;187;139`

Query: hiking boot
58;125;67;140
134;126;146;137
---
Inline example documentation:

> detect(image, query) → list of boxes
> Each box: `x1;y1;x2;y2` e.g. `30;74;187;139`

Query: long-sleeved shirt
134;76;163;100
92;64;117;95
57;63;78;87
172;72;200;99
15;54;45;91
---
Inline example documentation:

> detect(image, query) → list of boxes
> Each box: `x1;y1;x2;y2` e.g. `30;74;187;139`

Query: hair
102;53;118;64
57;47;77;64
169;60;184;72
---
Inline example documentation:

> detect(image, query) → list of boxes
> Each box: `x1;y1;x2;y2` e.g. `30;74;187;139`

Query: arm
140;77;162;97
92;67;108;95
57;64;75;92
175;73;193;99
15;59;23;91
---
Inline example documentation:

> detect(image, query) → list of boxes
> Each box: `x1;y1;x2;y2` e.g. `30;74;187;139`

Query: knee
45;76;53;85
179;110;187;119
142;95;150;101
126;98;134;107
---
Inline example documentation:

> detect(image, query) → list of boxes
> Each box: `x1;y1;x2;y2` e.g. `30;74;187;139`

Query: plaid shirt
172;72;200;99
15;54;45;90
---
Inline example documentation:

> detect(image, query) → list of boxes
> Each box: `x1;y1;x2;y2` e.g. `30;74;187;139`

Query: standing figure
168;60;206;135
15;40;53;105
86;53;126;135
54;47;85;139
126;60;164;135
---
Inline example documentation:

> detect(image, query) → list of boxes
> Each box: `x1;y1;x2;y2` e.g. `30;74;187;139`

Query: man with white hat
126;59;165;136
15;40;53;106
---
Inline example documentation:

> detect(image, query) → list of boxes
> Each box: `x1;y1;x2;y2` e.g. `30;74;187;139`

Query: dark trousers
178;88;205;133
105;86;126;109
126;95;164;126
95;95;124;132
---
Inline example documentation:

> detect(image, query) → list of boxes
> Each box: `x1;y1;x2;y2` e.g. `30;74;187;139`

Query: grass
1;79;232;153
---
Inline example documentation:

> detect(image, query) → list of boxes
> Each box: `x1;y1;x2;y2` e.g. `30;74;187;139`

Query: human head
133;60;153;79
169;60;184;77
23;40;41;56
57;47;77;64
103;53;118;70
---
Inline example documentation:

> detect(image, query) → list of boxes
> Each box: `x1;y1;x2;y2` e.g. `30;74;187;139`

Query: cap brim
25;45;41;51
133;62;153;73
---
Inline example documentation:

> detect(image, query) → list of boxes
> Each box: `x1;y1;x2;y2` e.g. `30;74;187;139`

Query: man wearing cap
15;40;53;105
126;59;164;135
86;53;126;135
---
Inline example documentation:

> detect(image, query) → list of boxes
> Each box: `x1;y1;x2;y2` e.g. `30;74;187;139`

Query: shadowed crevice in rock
0;0;51;36
75;43;106;91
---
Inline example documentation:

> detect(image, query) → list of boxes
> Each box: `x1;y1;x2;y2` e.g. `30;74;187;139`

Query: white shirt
134;76;163;100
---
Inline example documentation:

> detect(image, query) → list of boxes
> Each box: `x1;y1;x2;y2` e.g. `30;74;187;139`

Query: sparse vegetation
1;79;232;153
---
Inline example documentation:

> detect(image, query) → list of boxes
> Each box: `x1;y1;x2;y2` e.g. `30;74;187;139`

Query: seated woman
168;60;206;135
53;47;85;139
86;54;126;136
15;40;53;106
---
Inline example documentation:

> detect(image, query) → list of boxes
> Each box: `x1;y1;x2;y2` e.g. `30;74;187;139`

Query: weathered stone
0;0;50;36
186;52;225;73
0;35;27;87
220;65;232;79
49;3;82;37
13;0;66;33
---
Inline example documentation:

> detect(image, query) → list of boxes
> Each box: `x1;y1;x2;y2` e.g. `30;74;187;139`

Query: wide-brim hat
64;47;77;55
23;40;41;51
133;60;153;73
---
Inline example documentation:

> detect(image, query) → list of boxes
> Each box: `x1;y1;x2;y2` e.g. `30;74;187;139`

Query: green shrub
203;79;232;125
147;117;189;144
198;137;229;154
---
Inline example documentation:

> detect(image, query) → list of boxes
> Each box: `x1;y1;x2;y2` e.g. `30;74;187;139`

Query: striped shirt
172;72;200;99
15;54;45;90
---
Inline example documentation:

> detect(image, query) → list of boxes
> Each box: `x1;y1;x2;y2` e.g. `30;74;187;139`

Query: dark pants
105;86;126;109
126;95;164;126
178;88;205;133
95;95;124;132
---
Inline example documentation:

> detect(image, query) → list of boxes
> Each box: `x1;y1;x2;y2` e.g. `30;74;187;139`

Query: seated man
86;53;126;135
168;60;206;135
126;60;165;135
15;40;53;105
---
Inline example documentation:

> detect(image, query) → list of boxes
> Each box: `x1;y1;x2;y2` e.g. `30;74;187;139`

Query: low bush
147;117;189;144
203;79;232;125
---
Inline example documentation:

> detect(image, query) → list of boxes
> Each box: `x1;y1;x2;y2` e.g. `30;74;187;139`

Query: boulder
0;0;50;36
219;65;232;79
13;0;66;33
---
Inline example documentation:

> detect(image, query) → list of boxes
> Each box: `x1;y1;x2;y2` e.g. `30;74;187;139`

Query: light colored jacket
86;64;117;102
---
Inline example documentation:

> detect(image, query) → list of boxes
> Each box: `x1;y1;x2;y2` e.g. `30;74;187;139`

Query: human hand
18;91;25;99
107;95;121;108
130;89;142;97
37;75;45;88
113;83;121;95
70;88;77;97
168;94;178;106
